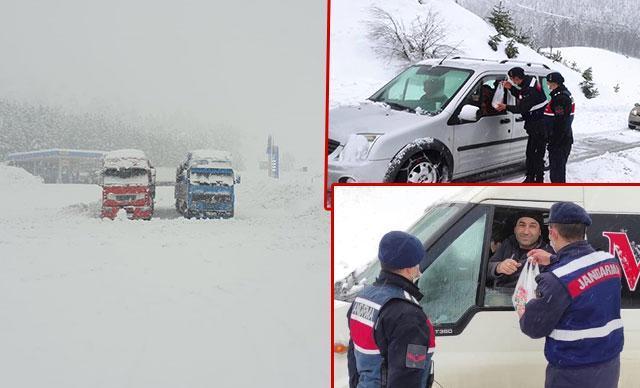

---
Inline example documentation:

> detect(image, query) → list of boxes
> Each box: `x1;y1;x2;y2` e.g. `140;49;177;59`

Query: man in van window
495;67;549;183
419;77;448;112
347;231;435;388
524;202;623;388
486;211;552;288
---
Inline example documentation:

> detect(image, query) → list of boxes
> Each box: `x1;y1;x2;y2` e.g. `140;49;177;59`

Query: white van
327;57;554;185
333;186;640;387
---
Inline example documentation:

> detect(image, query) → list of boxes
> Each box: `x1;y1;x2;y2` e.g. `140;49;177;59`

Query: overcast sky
0;0;326;168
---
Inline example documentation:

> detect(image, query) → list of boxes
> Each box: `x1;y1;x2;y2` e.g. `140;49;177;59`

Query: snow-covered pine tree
486;2;529;57
486;1;516;38
488;34;501;51
580;67;600;99
505;39;519;58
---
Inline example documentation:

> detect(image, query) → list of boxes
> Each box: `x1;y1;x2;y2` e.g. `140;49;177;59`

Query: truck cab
174;149;239;219
333;186;640;387
100;149;155;220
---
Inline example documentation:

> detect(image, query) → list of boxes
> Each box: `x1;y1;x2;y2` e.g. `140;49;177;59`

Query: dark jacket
544;84;575;148
486;235;553;288
348;270;434;388
520;240;623;369
506;75;548;128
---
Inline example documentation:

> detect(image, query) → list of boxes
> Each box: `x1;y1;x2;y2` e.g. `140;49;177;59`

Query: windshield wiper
380;101;415;113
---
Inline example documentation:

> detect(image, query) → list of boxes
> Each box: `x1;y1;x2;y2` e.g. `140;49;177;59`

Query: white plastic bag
512;261;540;315
491;83;505;110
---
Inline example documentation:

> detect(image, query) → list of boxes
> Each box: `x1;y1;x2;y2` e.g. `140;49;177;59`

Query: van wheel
630;124;637;130
386;150;449;183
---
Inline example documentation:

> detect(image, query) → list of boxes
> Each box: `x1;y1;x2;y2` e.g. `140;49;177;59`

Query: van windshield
334;202;465;300
370;65;473;115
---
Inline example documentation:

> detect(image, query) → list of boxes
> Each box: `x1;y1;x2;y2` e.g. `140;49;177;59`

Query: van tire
630;124;637;130
384;148;450;183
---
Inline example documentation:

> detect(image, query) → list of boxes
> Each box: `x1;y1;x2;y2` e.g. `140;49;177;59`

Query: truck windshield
334;202;465;300
103;168;149;185
370;65;473;115
190;172;234;186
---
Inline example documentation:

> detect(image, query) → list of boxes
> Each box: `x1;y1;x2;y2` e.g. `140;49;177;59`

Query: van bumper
327;158;390;186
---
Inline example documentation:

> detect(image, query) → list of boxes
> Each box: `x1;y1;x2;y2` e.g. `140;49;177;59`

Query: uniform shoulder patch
405;344;428;369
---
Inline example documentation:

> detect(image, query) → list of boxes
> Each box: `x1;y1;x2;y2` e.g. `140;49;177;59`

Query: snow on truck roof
103;149;151;169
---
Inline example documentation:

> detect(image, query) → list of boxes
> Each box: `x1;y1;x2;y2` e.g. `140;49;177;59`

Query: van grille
328;139;340;155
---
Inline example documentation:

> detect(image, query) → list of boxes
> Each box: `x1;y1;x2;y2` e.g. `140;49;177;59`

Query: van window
484;206;550;307
408;203;465;245
417;206;488;325
461;75;508;118
370;65;473;115
347;203;466;290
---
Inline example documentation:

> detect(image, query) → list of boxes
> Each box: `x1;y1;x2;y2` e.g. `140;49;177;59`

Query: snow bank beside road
0;165;43;187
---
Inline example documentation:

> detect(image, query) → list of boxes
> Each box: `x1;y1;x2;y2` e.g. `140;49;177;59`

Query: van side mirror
459;105;480;122
235;175;241;184
635;103;640;107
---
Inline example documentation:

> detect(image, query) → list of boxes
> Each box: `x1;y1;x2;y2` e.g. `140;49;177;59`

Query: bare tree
367;7;458;64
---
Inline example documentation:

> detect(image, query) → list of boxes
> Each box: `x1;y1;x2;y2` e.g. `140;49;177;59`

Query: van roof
446;186;640;214
417;57;552;75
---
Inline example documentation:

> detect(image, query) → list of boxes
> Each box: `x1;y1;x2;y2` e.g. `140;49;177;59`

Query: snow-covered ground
0;165;329;387
329;0;640;182
333;186;463;279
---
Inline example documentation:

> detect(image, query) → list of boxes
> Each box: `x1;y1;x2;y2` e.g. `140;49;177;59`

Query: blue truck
175;150;240;219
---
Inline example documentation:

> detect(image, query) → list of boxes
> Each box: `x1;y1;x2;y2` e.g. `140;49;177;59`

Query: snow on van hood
329;101;435;144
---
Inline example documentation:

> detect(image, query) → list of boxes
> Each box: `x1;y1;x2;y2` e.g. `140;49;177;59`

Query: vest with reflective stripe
518;76;548;122
545;249;624;367
349;284;433;388
544;89;575;117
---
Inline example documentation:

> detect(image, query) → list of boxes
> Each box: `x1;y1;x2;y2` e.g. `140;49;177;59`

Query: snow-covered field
329;0;640;182
0;165;329;387
333;186;462;279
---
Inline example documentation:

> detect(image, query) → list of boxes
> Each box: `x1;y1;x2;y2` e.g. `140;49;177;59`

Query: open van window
484;206;550;307
369;65;473;115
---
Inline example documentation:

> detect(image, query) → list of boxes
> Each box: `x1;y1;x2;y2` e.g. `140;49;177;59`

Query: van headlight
338;133;382;162
632;109;640;116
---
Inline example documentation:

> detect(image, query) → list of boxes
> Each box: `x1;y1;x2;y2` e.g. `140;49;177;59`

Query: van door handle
500;118;511;124
515;116;525;122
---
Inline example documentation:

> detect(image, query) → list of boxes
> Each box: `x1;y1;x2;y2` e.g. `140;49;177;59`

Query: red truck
100;149;156;220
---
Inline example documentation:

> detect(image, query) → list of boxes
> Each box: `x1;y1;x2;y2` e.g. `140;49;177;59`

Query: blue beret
549;202;592;226
378;231;424;269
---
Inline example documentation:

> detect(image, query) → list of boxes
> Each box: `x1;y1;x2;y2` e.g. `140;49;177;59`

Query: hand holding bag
512;261;540;316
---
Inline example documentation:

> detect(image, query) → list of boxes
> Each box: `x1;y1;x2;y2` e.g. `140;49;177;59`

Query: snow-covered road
0;166;329;387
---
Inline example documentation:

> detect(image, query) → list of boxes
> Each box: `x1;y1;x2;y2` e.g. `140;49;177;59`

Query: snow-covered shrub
367;7;457;63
